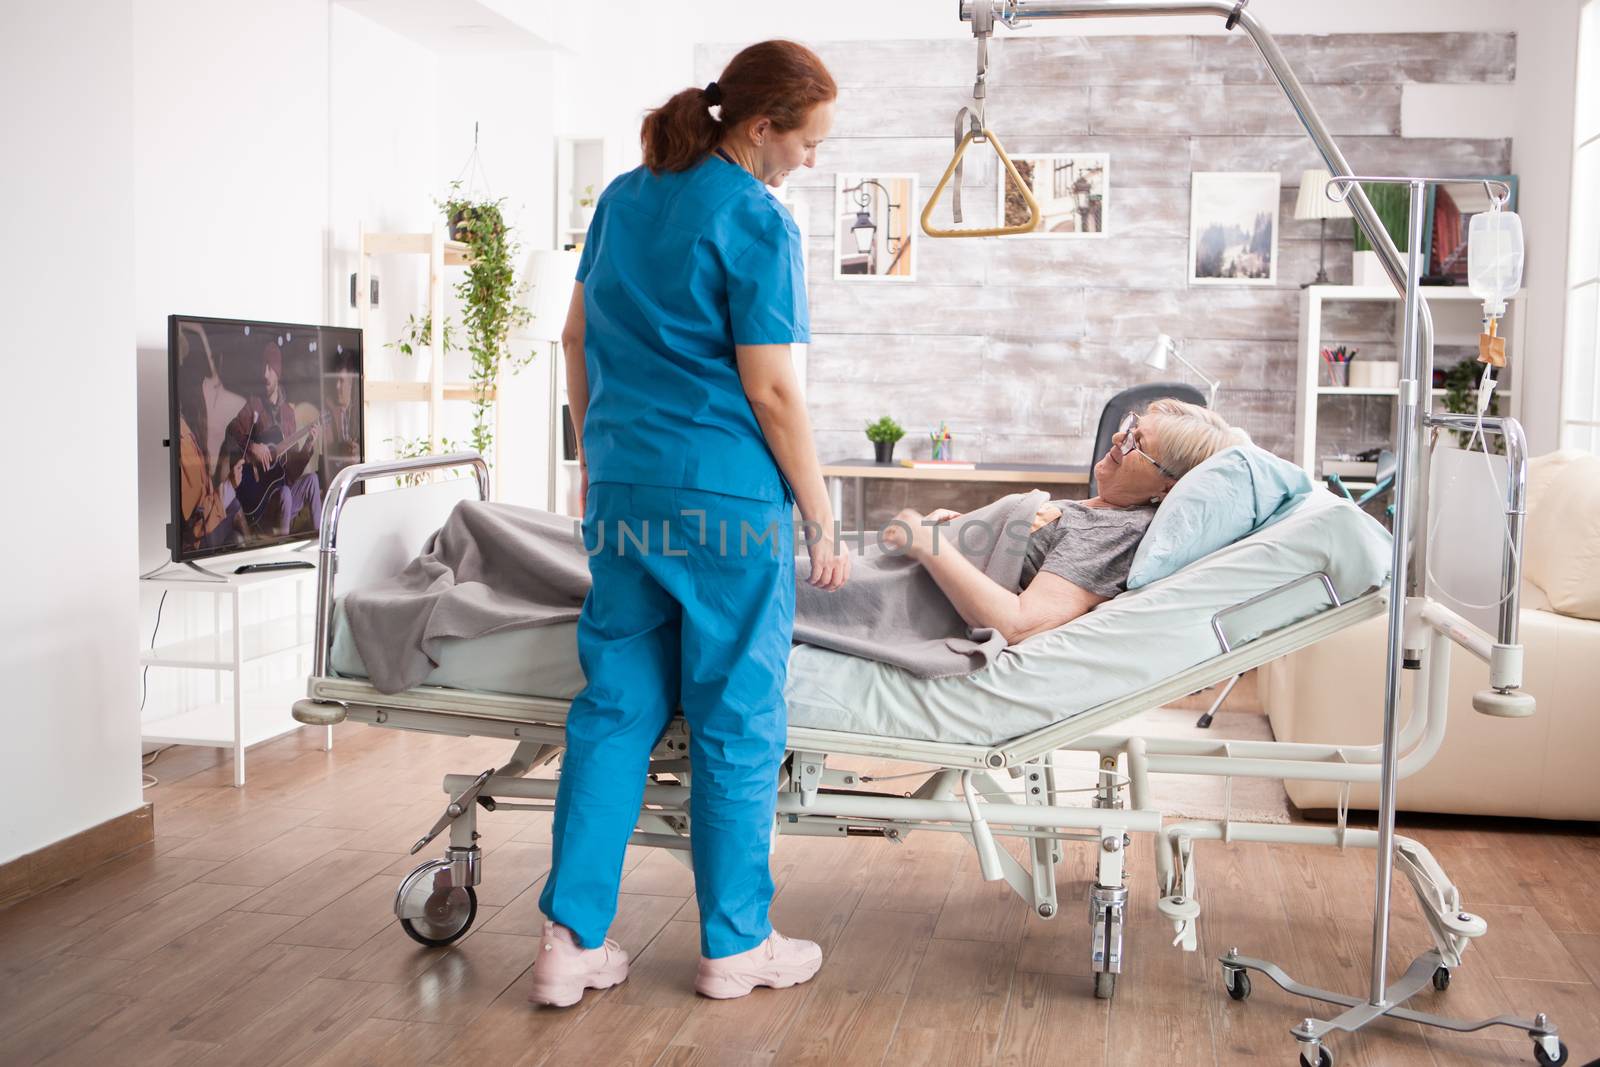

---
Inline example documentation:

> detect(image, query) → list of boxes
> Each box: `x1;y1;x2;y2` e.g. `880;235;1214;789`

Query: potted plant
411;182;531;463
444;182;506;244
1351;182;1410;288
865;415;905;464
572;184;597;231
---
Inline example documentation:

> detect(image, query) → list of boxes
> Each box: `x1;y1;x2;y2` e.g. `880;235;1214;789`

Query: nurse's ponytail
642;40;837;174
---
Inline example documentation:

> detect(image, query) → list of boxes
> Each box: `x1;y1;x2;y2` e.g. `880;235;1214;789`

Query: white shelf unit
1295;285;1526;475
555;137;609;249
140;563;325;787
356;225;505;492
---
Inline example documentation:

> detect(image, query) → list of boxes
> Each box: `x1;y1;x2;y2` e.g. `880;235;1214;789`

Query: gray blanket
343;489;1048;694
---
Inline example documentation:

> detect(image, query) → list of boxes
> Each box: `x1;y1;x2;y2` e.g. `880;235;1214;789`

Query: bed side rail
310;452;489;680
1211;572;1339;653
994;586;1386;767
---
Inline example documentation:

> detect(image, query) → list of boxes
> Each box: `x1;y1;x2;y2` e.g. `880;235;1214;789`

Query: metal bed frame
297;451;1512;1033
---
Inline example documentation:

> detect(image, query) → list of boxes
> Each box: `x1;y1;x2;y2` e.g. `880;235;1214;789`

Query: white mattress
330;489;1391;746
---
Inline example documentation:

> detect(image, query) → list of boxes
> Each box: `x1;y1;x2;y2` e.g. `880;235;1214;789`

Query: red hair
641;40;837;175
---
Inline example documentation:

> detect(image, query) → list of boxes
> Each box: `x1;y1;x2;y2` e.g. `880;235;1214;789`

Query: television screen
168;314;364;562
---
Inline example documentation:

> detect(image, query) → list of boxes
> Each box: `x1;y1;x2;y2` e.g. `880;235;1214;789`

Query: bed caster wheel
1297;1046;1333;1067
1224;968;1251;1001
1093;971;1116;999
1431;965;1450;992
1532;1039;1568;1066
395;859;478;947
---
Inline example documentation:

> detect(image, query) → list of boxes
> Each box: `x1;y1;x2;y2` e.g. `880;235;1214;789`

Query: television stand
139;560;328;786
139;559;229;583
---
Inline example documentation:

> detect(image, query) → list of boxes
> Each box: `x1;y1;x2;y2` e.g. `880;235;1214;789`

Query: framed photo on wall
1423;175;1518;285
1189;171;1280;285
834;173;917;281
997;153;1109;237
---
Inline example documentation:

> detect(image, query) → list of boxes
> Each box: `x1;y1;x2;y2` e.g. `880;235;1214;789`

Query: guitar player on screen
226;340;324;537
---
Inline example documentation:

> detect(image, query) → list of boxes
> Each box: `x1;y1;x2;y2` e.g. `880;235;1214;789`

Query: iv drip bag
1468;209;1523;317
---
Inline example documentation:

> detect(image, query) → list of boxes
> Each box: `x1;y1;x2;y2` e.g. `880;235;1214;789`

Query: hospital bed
293;451;1494;1008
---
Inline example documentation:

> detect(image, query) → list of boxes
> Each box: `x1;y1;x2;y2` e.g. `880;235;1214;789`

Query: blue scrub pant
539;482;795;959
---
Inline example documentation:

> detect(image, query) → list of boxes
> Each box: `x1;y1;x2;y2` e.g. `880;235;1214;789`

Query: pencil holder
1323;362;1349;388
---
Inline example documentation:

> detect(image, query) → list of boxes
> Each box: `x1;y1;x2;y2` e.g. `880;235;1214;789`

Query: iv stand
953;3;1563;1064
1216;175;1560;1067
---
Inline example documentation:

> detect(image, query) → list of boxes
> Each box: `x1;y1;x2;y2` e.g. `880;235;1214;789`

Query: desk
821;459;1092;532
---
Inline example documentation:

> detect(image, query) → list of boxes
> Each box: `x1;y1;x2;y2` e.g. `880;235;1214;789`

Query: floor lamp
519;249;581;513
1296;167;1352;287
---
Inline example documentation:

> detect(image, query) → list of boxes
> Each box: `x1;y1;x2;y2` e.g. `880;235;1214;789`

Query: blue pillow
1126;444;1313;590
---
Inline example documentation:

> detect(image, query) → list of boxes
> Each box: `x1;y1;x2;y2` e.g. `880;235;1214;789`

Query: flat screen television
167;314;364;563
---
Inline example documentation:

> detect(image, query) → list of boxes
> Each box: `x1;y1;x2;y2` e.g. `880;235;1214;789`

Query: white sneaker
694;931;822;999
526;920;629;1007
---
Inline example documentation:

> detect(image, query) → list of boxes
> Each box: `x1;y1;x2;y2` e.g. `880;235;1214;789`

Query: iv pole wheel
1093;970;1116;999
1224;967;1251;1001
1298;1047;1332;1067
1532;1039;1569;1066
1430;964;1450;992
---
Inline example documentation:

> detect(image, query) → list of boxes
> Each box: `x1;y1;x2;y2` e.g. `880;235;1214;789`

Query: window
1562;0;1600;450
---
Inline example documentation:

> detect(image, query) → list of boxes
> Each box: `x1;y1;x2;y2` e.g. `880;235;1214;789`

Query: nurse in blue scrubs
528;41;851;1007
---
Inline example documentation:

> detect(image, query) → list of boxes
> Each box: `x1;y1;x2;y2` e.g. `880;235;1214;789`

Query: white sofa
1260;450;1600;821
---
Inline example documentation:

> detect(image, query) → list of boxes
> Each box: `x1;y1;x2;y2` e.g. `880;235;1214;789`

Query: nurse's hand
807;531;850;591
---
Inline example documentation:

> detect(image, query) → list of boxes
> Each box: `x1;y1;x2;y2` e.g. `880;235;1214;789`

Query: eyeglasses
1117;412;1180;480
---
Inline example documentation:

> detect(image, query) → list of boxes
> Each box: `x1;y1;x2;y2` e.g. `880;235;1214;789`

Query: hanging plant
437;179;532;461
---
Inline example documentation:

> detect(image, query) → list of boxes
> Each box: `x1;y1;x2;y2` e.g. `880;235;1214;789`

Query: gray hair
1142;397;1249;479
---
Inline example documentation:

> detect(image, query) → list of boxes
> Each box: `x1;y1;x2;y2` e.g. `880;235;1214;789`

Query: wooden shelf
365;380;499;404
362;232;471;265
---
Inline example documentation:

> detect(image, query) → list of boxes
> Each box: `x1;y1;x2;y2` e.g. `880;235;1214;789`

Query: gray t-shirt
1020;501;1157;599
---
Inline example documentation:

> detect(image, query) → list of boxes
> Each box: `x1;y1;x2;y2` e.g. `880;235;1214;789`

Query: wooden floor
2;721;1598;1067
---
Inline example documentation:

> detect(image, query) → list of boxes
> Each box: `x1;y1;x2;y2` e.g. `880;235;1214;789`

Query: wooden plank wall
695;34;1514;521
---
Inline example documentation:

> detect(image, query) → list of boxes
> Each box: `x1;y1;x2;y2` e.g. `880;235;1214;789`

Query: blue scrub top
575;155;809;504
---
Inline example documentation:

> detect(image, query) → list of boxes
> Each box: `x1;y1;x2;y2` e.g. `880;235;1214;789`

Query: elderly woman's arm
885;514;1105;644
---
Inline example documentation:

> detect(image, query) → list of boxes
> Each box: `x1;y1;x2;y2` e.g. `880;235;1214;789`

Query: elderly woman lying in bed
880;398;1246;644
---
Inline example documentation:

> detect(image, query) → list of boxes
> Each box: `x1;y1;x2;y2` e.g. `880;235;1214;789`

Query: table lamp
1135;333;1221;408
1294;167;1352;287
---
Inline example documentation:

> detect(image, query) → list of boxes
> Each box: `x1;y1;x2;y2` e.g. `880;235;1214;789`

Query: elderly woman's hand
881;507;939;559
1030;503;1062;533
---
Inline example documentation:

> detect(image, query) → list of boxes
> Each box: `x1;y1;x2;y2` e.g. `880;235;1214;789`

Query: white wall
0;0;143;863
132;0;341;727
1512;4;1583;455
134;0;334;573
329;4;441;480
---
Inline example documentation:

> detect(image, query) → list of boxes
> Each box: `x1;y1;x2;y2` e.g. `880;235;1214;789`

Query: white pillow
1127;444;1314;590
